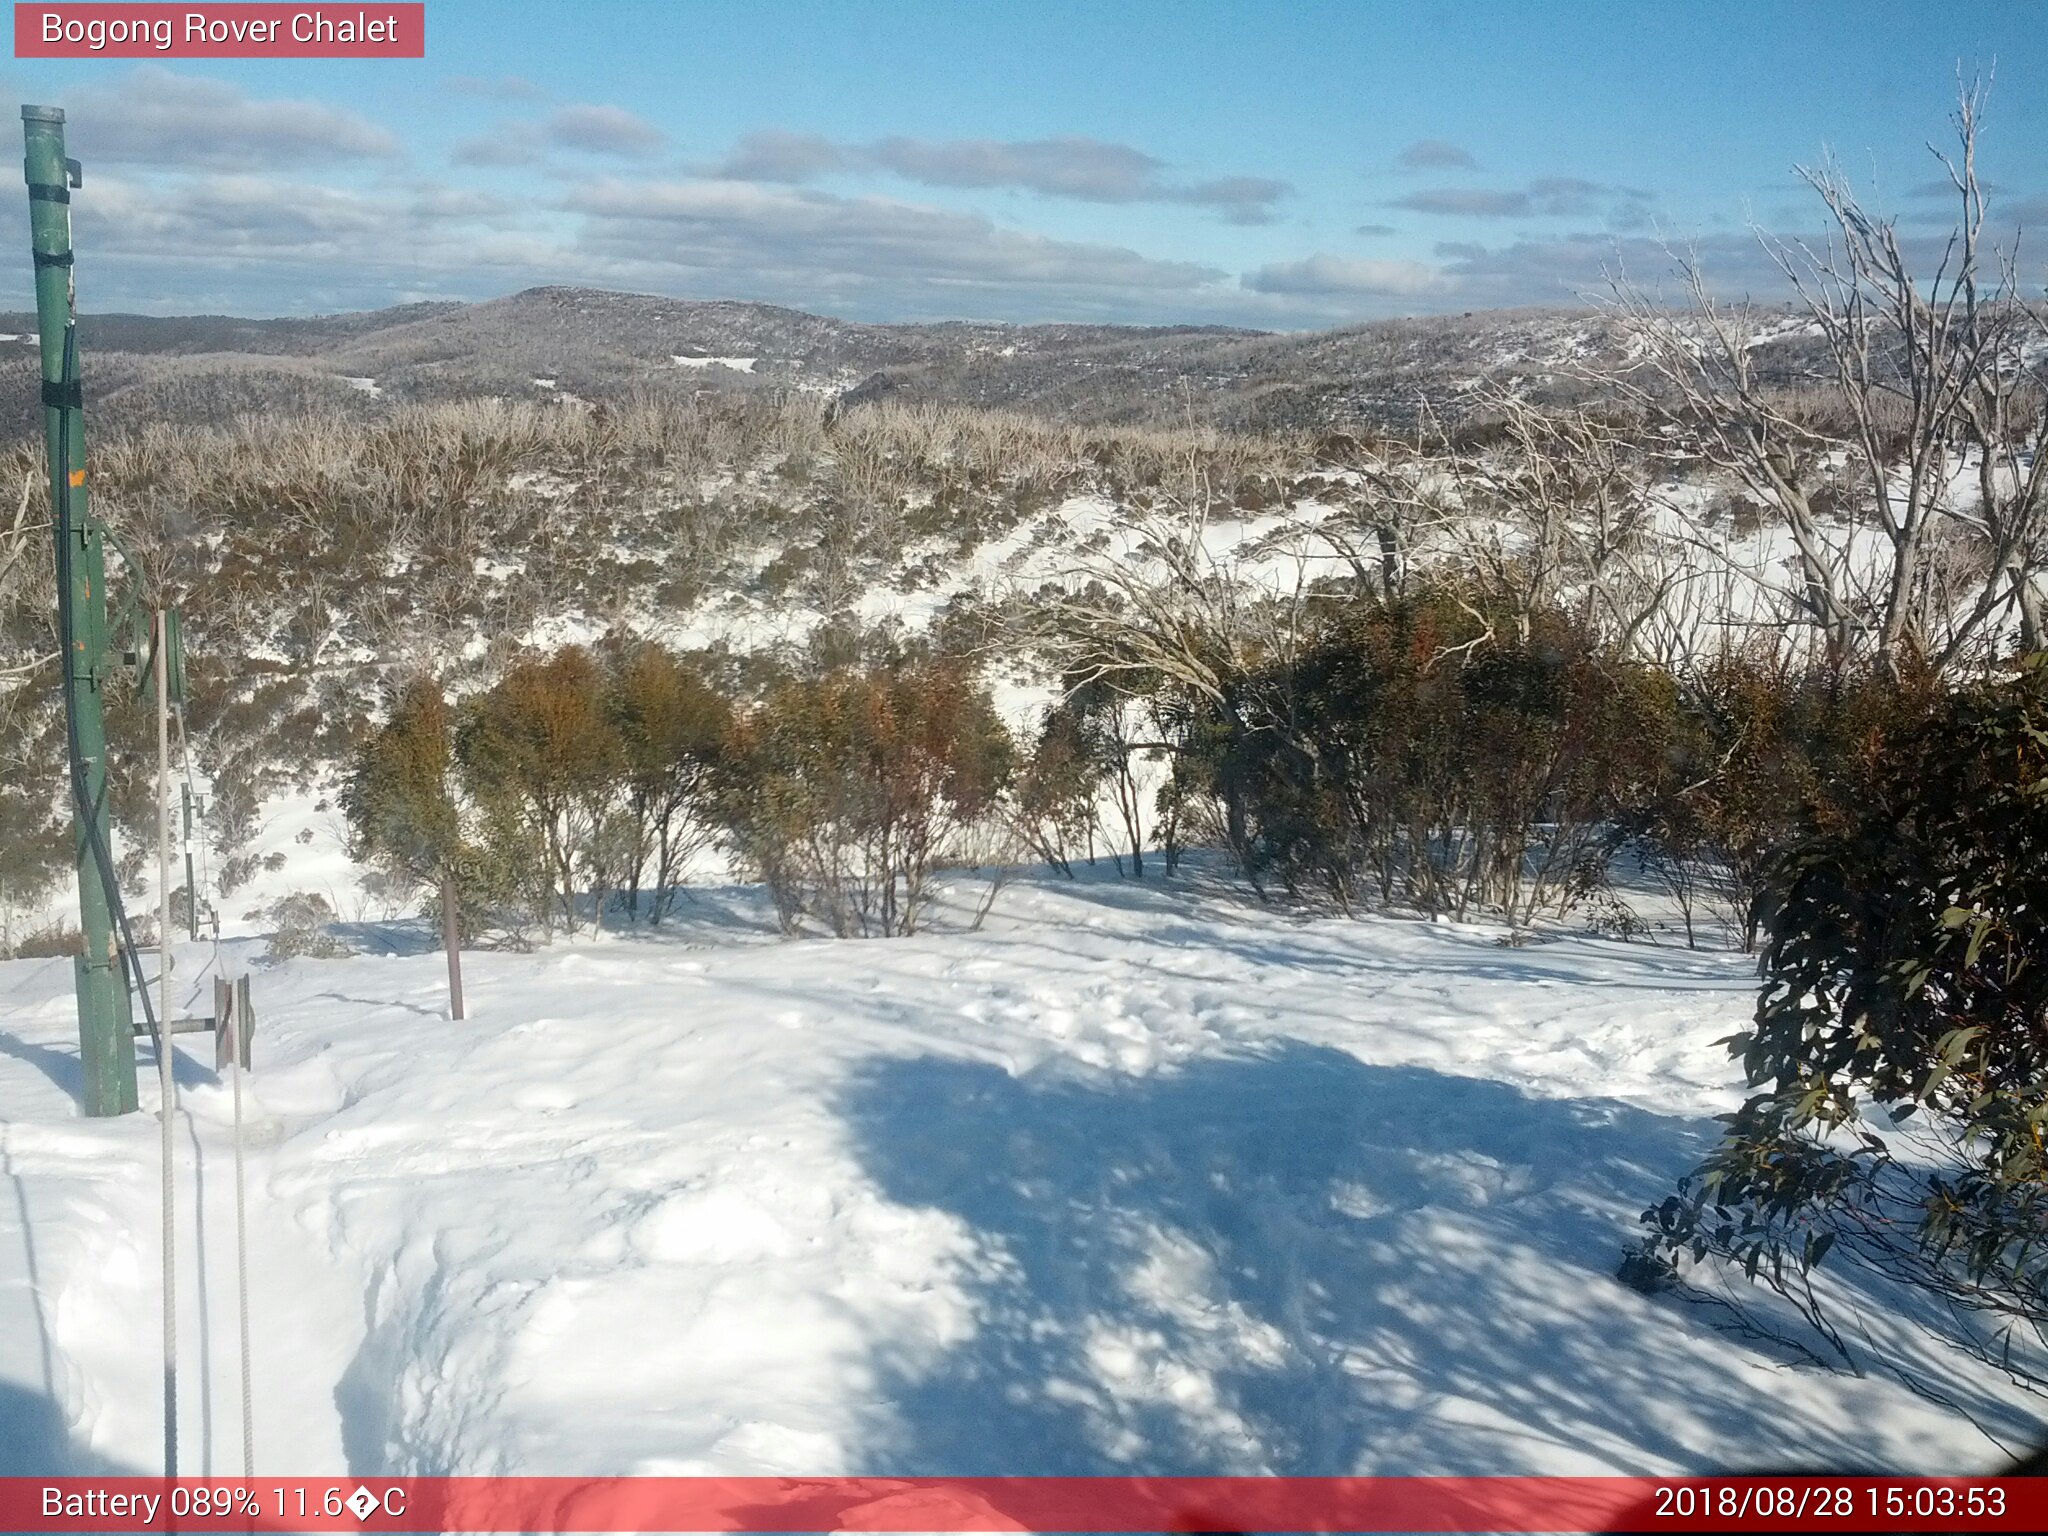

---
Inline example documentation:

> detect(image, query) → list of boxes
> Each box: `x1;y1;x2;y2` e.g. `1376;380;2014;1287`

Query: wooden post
213;976;231;1070
441;870;464;1020
212;975;253;1072
235;975;253;1068
181;782;197;942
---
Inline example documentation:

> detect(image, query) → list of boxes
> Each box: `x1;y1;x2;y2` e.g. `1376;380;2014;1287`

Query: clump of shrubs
1035;576;1949;946
716;659;1013;936
1160;590;1676;924
345;636;1015;940
1627;650;1943;949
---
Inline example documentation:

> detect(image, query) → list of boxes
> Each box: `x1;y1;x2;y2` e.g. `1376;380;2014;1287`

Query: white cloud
1391;178;1650;220
1396;140;1478;171
64;69;398;169
569;177;1225;295
709;130;1289;222
451;131;543;168
713;129;850;182
1242;254;1450;297
546;104;665;157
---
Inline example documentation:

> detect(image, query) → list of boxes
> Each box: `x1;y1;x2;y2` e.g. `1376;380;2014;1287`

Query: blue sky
4;0;2045;326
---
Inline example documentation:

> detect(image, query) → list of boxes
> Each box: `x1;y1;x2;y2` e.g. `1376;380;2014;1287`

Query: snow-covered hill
1;869;2036;1477
0;287;1782;436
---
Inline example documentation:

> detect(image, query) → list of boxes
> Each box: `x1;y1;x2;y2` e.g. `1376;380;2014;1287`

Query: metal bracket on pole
134;975;252;1072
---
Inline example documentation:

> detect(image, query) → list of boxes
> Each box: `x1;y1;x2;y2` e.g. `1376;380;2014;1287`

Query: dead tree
1603;80;2048;675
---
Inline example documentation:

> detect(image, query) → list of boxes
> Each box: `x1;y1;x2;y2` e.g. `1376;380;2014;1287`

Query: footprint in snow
513;1083;578;1114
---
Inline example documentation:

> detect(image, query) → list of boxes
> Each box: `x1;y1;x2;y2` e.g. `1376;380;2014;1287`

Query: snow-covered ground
673;355;758;373
1;868;2038;1478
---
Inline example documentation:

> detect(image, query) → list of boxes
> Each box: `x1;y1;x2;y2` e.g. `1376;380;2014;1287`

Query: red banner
14;4;424;58
0;1476;2041;1533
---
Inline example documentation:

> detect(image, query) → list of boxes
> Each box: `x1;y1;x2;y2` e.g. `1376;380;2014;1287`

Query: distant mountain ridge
0;284;1790;436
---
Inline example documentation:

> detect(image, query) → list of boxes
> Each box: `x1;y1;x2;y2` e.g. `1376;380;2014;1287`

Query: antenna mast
22;104;139;1117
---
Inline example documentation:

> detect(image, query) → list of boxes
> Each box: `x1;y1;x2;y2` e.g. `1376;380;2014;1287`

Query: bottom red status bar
1;1475;2038;1533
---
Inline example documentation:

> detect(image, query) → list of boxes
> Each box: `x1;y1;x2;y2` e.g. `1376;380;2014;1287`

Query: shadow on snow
834;1043;2021;1476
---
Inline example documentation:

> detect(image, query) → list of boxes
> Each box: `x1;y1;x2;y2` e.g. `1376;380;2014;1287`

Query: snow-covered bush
261;890;347;962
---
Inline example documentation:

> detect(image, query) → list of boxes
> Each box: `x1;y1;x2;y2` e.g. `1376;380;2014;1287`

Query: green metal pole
22;104;137;1117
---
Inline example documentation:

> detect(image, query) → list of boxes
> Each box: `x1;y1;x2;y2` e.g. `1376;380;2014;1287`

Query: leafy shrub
344;677;462;879
1629;650;1943;949
5;921;81;959
457;647;625;934
599;637;730;922
1634;655;2048;1382
0;751;67;944
713;660;1013;936
1170;590;1675;922
343;674;526;941
347;645;738;940
216;852;260;898
1025;679;1154;878
1012;702;1109;877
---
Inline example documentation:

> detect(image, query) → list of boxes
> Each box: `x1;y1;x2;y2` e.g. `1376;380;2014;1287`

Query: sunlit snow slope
0;870;2037;1477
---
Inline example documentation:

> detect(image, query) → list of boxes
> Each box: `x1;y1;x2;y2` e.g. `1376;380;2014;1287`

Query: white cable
173;655;251;1475
173;677;252;1473
231;1014;254;1477
153;608;178;1478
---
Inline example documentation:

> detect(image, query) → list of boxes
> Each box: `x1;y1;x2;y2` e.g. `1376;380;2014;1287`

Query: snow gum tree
342;674;516;940
599;638;732;924
456;646;626;934
713;660;1013;937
